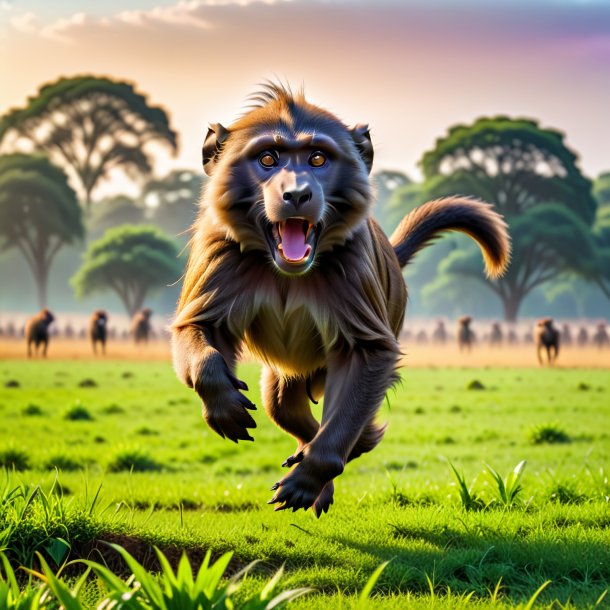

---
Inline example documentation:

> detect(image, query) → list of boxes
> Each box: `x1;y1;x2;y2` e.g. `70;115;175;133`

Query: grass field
1;356;609;608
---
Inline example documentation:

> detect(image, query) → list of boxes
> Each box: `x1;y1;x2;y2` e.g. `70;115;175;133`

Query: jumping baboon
432;320;448;344
25;309;55;358
89;310;108;355
489;321;503;347
576;326;589;347
560;323;573;347
131;308;153;344
457;316;475;351
535;318;560;365
171;84;510;515
592;322;609;349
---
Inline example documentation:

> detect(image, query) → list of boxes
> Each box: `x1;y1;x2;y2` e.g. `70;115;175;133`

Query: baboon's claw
270;482;280;491
282;450;304;468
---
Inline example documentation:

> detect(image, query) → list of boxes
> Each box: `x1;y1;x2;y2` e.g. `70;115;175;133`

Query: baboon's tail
390;196;511;278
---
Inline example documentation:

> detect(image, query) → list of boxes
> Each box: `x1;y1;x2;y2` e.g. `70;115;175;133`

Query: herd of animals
1;308;608;364
0;307;155;357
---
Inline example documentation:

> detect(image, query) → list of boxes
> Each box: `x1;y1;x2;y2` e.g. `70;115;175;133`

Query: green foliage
0;153;83;307
528;423;571;445
21;405;43;417
484;460;527;508
71;225;181;316
0;76;178;208
414;116;599;320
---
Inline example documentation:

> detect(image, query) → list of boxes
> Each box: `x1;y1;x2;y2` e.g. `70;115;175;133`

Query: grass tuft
63;402;94;422
466;379;485;390
22;403;44;416
106;447;163;473
528;423;571;445
0;446;31;471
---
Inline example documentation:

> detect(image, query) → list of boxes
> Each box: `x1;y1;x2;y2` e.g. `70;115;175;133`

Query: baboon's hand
192;353;256;443
268;452;342;515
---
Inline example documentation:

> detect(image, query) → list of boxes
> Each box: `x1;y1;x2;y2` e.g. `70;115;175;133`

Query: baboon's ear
202;123;229;176
350;123;374;174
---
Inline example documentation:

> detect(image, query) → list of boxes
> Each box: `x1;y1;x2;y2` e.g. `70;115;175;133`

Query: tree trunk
501;292;523;323
34;265;48;309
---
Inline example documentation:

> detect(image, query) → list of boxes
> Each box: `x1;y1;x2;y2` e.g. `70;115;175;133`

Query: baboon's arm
268;344;398;512
172;324;256;442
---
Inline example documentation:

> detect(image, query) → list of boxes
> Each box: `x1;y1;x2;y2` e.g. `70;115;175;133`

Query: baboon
63;322;75;340
432;320;448;344
592;322;609;349
415;329;428;344
25;309;55;357
560;323;573;347
576;326;589;347
489;322;503;347
131;308;153;344
171;84;510;515
89;310;108;355
457;316;475;351
507;327;519;345
535;318;560;365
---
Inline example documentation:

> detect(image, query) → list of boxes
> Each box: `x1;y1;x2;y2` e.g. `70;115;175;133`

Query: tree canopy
0;75;178;211
0;153;84;307
71;225;181;316
407;116;599;321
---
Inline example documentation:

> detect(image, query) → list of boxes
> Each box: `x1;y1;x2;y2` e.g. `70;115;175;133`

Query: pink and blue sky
1;0;609;191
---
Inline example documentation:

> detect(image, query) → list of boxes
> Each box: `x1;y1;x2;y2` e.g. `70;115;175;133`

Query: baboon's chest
243;305;326;375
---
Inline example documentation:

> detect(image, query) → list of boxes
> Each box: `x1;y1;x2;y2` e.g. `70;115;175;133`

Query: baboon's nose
283;185;312;207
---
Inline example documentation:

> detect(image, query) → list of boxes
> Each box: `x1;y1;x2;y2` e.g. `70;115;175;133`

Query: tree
0;76;178;212
140;169;204;240
89;194;145;240
0;153;84;307
371;170;412;233
71;225;181;316
416;116;598;321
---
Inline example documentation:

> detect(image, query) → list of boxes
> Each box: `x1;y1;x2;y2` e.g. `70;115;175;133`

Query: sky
1;0;610;196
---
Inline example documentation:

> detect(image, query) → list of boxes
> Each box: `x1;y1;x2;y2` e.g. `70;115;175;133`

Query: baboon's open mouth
268;218;319;274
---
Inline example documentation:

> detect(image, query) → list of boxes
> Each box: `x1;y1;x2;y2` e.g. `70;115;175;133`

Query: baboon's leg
27;340;32;358
269;346;397;515
101;339;106;356
262;367;337;516
42;338;48;357
537;344;543;365
261;367;319;449
92;339;97;355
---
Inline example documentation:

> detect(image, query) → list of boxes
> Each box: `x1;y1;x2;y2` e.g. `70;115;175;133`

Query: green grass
1;360;609;608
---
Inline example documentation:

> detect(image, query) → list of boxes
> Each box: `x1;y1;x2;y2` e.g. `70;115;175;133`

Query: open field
1;357;609;608
2;337;610;368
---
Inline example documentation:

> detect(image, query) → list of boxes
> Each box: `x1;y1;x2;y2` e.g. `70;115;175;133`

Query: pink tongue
280;219;310;261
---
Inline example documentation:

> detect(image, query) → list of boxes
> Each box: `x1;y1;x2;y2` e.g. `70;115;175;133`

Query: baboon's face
42;310;54;325
202;91;373;276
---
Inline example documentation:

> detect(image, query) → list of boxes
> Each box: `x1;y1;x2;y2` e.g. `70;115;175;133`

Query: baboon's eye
258;151;278;168
309;151;327;168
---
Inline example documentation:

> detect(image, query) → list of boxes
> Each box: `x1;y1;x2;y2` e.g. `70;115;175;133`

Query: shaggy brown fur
89;310;108;355
535;317;560;365
25;309;54;358
131;308;153;344
171;84;510;516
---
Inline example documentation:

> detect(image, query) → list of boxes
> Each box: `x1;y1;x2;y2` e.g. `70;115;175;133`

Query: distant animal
489;322;503;347
89;310;108;355
6;322;16;338
25;309;55;358
560;323;573;347
432;320;448;344
507;328;519;345
415;329;428;344
576;327;589;347
592;322;609;349
535;318;560;365
131;308;153;344
63;323;75;339
457;316;475;351
171;84;510;515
